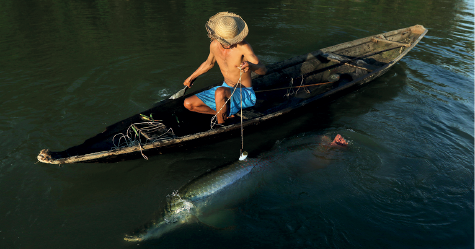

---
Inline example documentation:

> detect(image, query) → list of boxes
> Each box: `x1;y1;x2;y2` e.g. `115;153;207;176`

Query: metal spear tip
169;86;188;100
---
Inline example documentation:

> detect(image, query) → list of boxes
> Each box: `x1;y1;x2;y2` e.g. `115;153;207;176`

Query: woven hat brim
205;12;248;46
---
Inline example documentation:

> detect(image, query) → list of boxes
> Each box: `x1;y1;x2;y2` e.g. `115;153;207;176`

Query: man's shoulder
237;40;251;48
237;40;254;52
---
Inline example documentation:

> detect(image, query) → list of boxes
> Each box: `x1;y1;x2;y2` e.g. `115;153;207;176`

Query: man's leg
214;87;232;124
183;95;217;115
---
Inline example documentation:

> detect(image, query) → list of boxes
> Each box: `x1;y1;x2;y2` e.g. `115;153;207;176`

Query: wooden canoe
37;25;427;164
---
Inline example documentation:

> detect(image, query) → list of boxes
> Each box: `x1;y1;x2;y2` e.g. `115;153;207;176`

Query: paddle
169;86;188;100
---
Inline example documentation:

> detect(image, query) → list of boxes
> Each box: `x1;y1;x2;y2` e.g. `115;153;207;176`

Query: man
183;12;267;124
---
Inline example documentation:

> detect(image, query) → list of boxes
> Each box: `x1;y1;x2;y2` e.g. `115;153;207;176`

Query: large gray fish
124;134;347;242
124;159;259;242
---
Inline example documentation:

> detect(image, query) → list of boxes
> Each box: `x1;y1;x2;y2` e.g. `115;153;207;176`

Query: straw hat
206;12;248;46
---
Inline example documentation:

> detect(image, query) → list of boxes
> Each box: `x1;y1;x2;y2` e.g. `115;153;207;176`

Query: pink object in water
330;134;348;146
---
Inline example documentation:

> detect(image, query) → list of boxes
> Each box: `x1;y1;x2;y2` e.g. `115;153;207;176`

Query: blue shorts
196;82;256;116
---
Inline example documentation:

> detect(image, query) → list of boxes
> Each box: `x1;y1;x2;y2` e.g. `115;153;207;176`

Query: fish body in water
124;160;256;242
124;134;348;242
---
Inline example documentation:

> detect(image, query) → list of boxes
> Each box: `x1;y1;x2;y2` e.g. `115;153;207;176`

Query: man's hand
237;60;266;75
237;61;251;73
183;77;194;87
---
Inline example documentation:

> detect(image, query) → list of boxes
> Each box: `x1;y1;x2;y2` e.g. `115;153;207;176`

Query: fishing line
209;82;240;129
256;79;333;94
239;77;247;161
209;66;247;160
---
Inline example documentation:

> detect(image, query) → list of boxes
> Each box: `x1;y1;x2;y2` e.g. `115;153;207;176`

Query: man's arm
184;51;216;87
240;43;266;75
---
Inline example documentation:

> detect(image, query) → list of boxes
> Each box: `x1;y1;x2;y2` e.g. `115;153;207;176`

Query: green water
0;0;473;248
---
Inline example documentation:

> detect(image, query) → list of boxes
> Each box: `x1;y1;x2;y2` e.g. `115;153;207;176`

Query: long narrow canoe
38;25;427;164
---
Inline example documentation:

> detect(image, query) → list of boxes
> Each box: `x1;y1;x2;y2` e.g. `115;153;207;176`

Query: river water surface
0;0;473;248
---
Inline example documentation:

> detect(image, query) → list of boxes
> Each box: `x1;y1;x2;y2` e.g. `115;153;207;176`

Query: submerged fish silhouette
124;134;347;242
124;159;257;242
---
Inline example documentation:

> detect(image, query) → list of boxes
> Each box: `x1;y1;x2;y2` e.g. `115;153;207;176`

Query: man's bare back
183;12;266;124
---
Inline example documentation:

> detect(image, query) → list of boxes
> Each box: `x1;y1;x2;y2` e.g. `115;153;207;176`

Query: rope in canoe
256;80;334;93
284;76;304;98
253;44;409;97
112;119;175;160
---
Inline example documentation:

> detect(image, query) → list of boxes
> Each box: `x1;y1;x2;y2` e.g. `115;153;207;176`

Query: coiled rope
112;120;175;160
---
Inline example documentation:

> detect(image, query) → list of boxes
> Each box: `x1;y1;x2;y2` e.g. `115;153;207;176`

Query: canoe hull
38;25;428;164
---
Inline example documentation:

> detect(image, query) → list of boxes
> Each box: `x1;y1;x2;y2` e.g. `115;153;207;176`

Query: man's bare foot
217;114;236;124
330;134;348;146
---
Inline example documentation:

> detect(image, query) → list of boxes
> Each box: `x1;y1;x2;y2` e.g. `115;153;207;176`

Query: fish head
167;196;194;215
124;198;196;242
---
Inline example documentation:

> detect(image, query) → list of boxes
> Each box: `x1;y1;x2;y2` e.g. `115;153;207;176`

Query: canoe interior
40;25;427;163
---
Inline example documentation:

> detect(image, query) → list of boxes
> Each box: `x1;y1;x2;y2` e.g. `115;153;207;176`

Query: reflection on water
0;0;473;248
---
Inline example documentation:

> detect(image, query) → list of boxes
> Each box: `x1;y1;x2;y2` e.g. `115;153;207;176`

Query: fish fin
197;209;236;229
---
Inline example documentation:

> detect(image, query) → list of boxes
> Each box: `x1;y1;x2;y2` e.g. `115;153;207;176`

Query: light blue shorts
196;82;256;116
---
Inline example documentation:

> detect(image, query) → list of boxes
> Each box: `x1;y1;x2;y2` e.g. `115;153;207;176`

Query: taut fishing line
210;66;247;160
